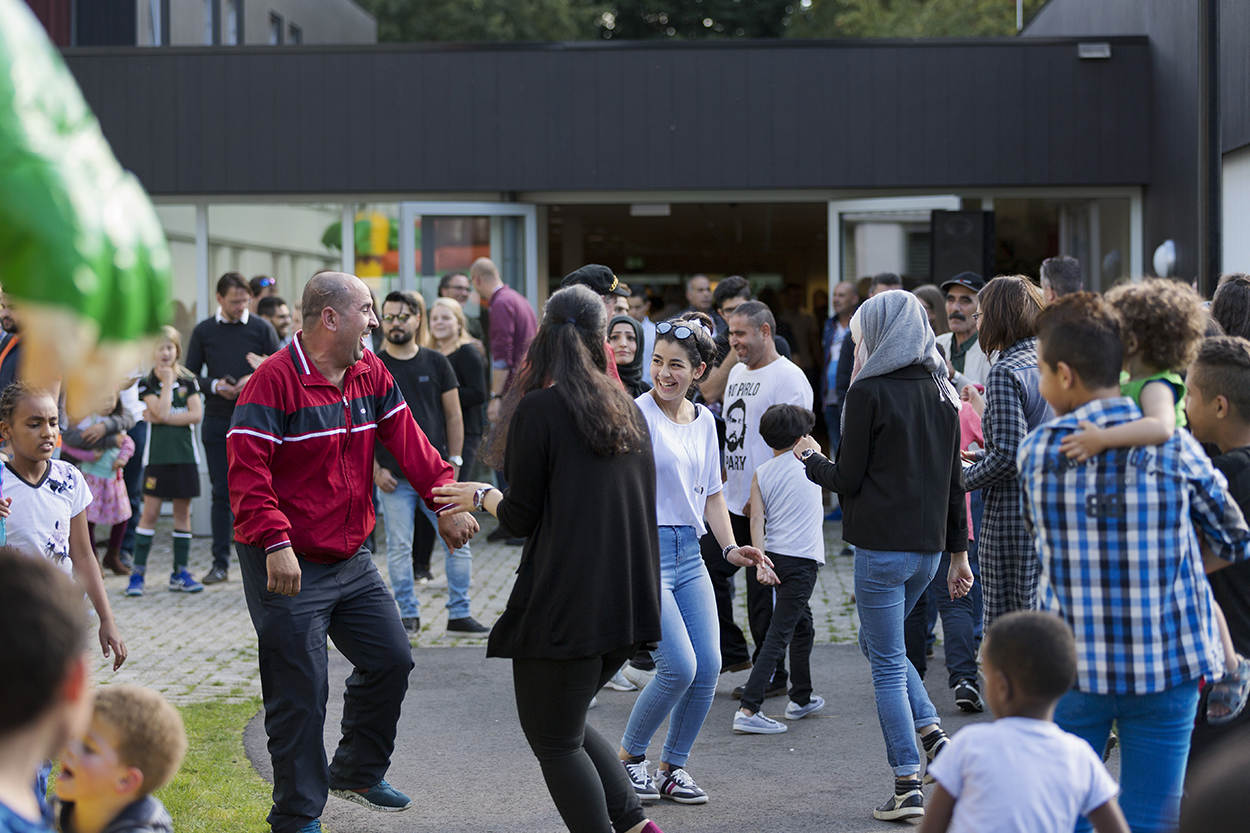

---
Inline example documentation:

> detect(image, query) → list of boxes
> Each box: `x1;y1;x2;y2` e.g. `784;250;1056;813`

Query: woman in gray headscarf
792;290;972;823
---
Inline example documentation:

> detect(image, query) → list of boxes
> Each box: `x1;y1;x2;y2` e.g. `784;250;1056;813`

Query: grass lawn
159;698;272;833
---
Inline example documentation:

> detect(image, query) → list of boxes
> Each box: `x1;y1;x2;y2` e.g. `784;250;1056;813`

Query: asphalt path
246;643;992;833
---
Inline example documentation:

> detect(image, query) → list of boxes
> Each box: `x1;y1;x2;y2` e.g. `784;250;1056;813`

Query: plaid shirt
962;338;1052;621
1018;397;1250;695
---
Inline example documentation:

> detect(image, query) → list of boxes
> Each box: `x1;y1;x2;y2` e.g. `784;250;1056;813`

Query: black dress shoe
721;660;752;674
401;617;420;634
201;566;228;585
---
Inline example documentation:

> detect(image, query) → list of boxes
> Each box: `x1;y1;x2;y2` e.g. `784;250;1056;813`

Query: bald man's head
302;271;360;327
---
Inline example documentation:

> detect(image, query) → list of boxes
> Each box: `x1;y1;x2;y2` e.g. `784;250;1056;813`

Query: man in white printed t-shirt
704;300;813;696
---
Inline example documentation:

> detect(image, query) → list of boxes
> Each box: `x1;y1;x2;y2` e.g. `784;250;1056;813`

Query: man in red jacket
227;271;478;833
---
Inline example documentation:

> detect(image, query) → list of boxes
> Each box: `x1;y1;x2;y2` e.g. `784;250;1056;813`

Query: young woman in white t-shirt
0;383;126;670
617;312;773;806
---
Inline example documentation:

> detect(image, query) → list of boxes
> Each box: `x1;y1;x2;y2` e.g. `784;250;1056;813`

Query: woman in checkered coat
960;276;1052;627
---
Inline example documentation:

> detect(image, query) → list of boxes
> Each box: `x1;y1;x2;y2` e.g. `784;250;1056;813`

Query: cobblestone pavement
90;511;861;704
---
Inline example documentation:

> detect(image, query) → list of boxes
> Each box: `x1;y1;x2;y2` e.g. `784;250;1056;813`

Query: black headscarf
609;314;650;398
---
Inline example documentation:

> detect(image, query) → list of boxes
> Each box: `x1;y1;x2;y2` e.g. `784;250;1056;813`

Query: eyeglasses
656;321;709;340
971;312;982;320
381;313;412;324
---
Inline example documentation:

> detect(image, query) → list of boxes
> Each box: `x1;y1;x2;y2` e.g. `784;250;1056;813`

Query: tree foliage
357;0;1049;43
787;0;1050;39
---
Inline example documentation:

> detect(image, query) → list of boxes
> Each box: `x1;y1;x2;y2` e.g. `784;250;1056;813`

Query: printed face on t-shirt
724;399;747;453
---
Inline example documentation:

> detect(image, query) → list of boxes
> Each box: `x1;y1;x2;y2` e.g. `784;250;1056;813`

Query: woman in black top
429;297;488;478
792;290;972;823
609;314;651;398
435;285;666;833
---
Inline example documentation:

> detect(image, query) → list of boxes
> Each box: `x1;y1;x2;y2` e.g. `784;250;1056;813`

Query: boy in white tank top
732;404;827;735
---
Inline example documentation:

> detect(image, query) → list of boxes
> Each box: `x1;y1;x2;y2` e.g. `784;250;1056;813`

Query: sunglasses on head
257;277;275;288
656;321;709;340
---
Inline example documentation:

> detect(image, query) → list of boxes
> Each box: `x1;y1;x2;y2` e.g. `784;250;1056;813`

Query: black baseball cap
561;264;629;297
940;272;986;293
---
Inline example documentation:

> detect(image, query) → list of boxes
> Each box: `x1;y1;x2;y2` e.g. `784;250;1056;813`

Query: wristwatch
449;455;463;467
472;485;494;511
799;448;818;462
722;544;738;561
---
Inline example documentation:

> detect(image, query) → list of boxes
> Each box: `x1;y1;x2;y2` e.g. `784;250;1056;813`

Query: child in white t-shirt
732;404;826;735
0;383;126;671
921;611;1127;833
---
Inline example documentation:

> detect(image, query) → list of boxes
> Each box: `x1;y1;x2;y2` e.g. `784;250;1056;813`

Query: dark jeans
700;512;786;687
739;554;819;713
203;413;234;570
512;646;646;833
903;550;980;687
120;421;147;553
238;544;414;833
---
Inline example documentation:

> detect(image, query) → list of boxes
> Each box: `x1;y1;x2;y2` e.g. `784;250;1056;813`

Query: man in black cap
936;271;990;390
560;264;629;387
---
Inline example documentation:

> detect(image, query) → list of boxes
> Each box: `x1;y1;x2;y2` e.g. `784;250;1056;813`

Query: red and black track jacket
226;334;454;563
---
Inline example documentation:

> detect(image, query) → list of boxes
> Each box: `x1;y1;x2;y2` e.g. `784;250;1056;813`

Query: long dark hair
482;285;647;466
654;311;717;399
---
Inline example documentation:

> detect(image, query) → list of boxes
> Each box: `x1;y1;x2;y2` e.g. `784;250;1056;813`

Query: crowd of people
2;259;1250;833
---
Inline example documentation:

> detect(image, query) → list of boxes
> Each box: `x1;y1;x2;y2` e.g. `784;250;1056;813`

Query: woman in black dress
436;285;666;833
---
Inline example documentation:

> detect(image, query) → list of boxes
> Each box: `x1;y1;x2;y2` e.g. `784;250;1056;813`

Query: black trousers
738;554;819;713
202;413;235;570
512;646;647;833
238;544;414;833
700;512;786;685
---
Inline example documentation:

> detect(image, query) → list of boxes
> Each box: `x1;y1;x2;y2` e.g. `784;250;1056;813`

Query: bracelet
472;485;494;511
722;544;737;561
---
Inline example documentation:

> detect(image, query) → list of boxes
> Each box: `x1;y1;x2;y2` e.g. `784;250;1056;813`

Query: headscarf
609;314;650;398
848;290;959;414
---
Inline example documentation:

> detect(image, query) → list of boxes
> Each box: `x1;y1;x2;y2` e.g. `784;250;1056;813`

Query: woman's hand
792;435;821;461
1059;421;1105;461
960;384;985;417
947;551;974;600
432;481;494;515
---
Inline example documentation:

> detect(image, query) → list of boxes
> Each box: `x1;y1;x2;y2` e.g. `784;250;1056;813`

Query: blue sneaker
125;571;145;597
168;569;204;593
295;821;322;833
330;779;412;812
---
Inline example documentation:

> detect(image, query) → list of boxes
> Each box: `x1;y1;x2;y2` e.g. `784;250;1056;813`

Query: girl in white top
0;383;126;670
616;312;773;806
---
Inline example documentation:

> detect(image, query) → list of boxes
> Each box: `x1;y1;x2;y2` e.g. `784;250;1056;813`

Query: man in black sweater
186;272;280;584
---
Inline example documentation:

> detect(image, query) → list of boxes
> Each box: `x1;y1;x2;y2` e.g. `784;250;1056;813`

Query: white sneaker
622;758;659;801
621;663;657;689
784;694;826;720
732;709;788;734
604;669;637;691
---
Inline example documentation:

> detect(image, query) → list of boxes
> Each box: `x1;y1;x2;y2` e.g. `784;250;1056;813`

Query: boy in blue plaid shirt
1017;294;1250;833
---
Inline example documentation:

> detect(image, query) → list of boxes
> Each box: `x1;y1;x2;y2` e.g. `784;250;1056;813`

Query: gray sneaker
656;767;708;804
733;709;788;734
784;694;826;721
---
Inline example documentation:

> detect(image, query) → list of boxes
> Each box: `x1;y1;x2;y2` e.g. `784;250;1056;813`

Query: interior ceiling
549;202;827;275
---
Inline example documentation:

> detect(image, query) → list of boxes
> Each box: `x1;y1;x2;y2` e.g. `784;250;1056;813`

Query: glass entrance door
827;196;962;292
396;202;539;312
